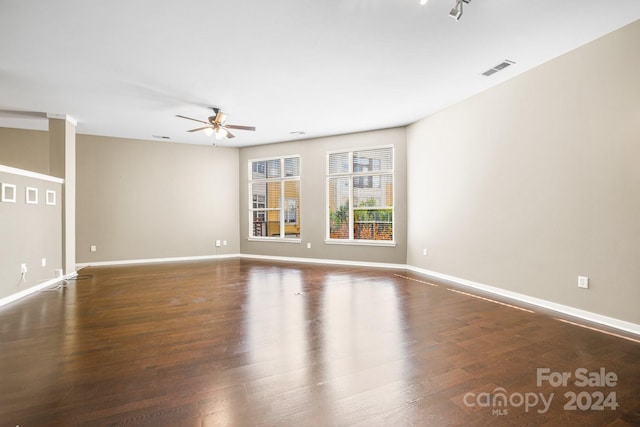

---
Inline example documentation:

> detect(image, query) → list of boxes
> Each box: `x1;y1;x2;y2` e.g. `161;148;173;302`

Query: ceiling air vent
482;59;515;76
482;69;498;77
152;135;171;140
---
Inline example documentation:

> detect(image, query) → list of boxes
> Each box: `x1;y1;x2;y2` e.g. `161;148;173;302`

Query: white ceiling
1;1;638;147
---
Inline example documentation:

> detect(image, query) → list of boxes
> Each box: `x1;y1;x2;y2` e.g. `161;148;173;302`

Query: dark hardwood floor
1;259;639;426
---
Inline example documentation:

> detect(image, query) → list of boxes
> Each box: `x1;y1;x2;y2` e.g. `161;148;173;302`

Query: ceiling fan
176;107;256;140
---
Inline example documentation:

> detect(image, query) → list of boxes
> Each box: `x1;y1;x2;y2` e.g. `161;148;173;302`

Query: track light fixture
449;0;470;21
419;0;470;21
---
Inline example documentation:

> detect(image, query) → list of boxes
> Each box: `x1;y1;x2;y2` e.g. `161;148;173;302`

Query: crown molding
46;113;77;126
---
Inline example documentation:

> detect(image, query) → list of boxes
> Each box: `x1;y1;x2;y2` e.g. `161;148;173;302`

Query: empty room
1;1;639;426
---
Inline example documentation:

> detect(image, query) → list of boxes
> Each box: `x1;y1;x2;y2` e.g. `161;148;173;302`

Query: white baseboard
75;253;240;269
0;271;77;308
239;253;406;270
406;265;640;336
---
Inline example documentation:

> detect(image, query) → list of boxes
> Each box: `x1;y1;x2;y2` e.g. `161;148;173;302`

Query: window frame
248;155;301;242
325;144;395;247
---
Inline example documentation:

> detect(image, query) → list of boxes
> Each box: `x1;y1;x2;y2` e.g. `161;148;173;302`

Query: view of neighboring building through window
327;146;393;242
249;156;300;239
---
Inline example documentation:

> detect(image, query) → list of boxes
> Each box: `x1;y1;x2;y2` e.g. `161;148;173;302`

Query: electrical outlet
423;249;428;256
307;242;312;249
90;245;97;252
223;240;227;246
578;276;589;289
42;258;47;267
215;240;221;247
21;263;27;274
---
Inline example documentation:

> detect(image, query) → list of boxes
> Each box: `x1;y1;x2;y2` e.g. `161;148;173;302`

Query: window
327;146;394;243
284;199;298;224
249;156;300;240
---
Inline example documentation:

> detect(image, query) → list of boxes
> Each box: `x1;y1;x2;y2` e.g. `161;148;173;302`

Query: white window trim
248;237;302;244
248;155;301;241
326;144;395;245
323;239;396;247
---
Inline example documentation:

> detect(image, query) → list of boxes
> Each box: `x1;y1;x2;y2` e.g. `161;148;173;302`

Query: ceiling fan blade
187;126;214;132
215;111;228;124
226;130;236;139
225;124;256;131
176;114;209;125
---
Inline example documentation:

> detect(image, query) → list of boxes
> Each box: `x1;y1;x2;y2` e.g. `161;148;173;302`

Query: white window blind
327;146;394;242
249;156;301;239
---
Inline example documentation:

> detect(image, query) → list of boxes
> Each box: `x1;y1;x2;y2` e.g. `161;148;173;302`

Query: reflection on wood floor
1;259;639;426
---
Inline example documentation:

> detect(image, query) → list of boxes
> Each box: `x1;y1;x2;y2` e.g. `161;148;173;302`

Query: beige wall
0;127;49;173
406;21;640;324
0;170;62;299
239;127;407;264
76;135;240;263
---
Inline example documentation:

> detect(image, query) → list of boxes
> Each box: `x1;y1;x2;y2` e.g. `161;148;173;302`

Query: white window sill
248;237;301;244
324;239;396;248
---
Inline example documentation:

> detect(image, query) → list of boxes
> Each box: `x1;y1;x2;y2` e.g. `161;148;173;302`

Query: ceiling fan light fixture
215;127;228;140
177;108;255;140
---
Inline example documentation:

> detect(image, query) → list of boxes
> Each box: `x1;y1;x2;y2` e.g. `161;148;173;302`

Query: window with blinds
327;146;393;242
249;156;300;240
